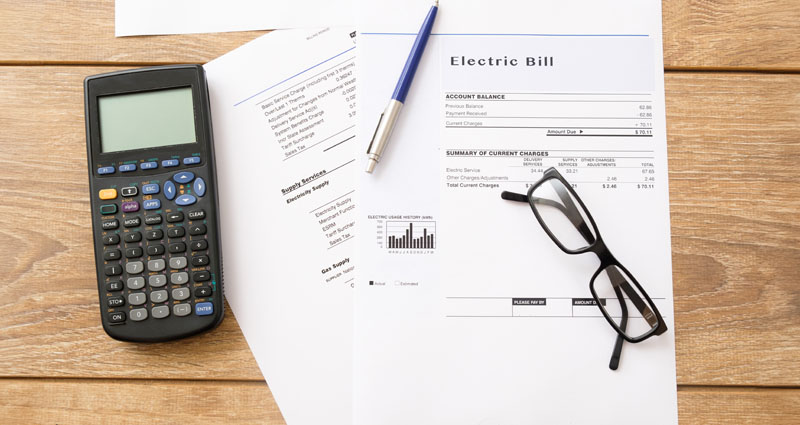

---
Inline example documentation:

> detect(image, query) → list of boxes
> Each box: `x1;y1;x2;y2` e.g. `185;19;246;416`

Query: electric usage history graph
387;221;436;249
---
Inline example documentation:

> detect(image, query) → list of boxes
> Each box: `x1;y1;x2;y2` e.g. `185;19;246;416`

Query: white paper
355;1;677;424
204;28;357;425
115;0;354;36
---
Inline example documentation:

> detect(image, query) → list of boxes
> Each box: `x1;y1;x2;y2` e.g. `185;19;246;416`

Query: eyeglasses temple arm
607;267;664;331
609;284;628;370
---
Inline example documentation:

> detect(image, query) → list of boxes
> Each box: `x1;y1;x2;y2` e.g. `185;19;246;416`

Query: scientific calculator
84;65;224;342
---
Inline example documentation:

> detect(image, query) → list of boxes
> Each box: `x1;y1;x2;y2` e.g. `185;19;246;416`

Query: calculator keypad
97;164;218;330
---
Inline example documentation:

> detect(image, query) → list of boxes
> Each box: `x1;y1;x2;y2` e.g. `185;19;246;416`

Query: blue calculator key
97;166;115;175
175;194;197;206
173;171;195;184
141;183;160;194
164;181;177;200
143;199;161;210
193;177;206;197
119;164;137;172
195;302;214;316
140;161;158;170
162;159;179;168
183;156;201;165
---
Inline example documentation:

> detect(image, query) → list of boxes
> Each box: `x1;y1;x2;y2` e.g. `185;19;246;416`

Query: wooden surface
0;0;798;423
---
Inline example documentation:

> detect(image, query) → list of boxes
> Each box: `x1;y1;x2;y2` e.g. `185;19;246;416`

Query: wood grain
0;1;799;69
0;66;797;388
677;387;800;424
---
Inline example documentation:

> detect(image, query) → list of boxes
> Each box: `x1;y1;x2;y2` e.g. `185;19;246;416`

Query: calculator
84;65;224;342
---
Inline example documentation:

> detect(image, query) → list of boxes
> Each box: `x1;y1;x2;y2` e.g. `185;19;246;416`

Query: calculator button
105;280;123;292
173;304;191;317
193;271;210;282
108;311;126;323
189;224;206;235
149;274;167;288
122;201;140;213
195;302;214;316
164;181;177;200
148;259;166;272
173;171;195;184
168;227;186;238
175;194;197;206
190;240;208;251
119;164;137;173
183;156;201;165
127;277;145;290
150;290;168;303
125;247;143;258
162;159;179;168
121;186;138;197
128;292;146;306
98;166;115;175
188;210;205;220
166;212;184;222
130;308;148;321
123;216;141;228
170;272;189;285
144;214;163;225
141;183;160;194
152;305;170;319
99;188;117;200
145;229;163;240
141;161;158;170
143;199;161;210
191;255;210;267
102;219;119;230
146;244;165;256
169;256;187;269
102;234;120;245
172;287;190;301
100;204;117;215
193;177;206;197
195;286;212;298
104;265;122;276
103;249;121;261
123;232;142;243
168;242;186;253
125;261;144;274
107;296;124;307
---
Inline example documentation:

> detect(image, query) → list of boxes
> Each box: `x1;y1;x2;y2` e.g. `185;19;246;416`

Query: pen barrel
392;5;438;103
367;100;404;160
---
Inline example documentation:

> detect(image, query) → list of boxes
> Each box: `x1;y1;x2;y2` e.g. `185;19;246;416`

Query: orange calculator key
98;188;117;200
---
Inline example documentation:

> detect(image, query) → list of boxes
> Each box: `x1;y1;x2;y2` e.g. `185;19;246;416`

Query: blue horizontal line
234;46;356;107
361;32;648;37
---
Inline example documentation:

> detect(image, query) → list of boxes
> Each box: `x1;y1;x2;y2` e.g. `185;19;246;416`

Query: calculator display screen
98;87;197;153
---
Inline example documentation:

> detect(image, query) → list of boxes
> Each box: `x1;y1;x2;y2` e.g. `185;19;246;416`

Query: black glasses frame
501;167;667;370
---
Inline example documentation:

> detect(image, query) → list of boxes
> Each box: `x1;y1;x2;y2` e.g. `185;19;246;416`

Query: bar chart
386;221;436;249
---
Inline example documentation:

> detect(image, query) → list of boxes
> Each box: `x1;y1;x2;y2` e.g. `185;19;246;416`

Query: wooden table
1;1;798;423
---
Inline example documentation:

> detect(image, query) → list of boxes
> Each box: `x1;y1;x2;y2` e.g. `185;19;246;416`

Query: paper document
204;28;356;425
115;0;354;36
356;1;677;424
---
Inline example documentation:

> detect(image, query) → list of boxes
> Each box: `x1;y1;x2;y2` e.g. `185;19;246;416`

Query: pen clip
367;112;386;154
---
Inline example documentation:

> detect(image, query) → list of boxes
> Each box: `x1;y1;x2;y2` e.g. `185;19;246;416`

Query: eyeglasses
501;167;667;370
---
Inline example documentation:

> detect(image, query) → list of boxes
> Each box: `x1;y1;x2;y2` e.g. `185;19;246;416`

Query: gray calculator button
170;272;189;285
169;256;187;269
130;308;148;321
172;287;190;301
149;274;167;287
173;303;191;317
152;305;170;319
148;259;166;272
150;290;168;303
128;292;146;306
127;277;145;290
125;261;144;274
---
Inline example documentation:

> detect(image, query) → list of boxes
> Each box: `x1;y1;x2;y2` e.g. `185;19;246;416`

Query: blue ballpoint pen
365;0;439;173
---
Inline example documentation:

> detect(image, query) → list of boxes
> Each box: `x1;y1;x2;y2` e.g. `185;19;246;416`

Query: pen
365;0;439;173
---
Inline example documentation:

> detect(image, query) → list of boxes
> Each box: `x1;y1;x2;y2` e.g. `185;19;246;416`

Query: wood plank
0;67;798;385
0;379;798;424
0;379;286;424
0;1;799;69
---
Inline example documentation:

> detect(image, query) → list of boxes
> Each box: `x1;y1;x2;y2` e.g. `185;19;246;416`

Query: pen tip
434;0;439;6
365;159;377;173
